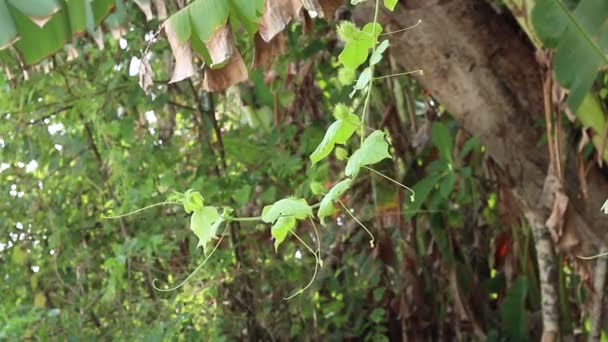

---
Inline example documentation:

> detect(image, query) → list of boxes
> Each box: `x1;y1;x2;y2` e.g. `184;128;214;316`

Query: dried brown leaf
202;51;248;92
65;45;79;62
253;32;285;69
164;20;196;84
110;26;128;39
206;25;235;68
134;0;154;21
318;0;343;19
154;0;167;20
259;0;302;42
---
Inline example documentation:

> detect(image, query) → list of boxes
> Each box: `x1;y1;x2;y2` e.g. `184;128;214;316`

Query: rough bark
355;0;608;252
355;0;608;337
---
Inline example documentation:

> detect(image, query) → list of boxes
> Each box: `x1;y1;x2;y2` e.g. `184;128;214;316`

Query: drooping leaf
229;0;264;35
133;0;153;21
8;0;61;27
271;216;296;251
310;104;360;164
258;0;302;42
531;0;608;111
344;130;392;177
189;0;230;42
253;31;286;69
318;178;352;224
190;206;221;254
202;50;248;91
205;24;235;67
164;11;195;84
262;197;312;223
0;1;18;49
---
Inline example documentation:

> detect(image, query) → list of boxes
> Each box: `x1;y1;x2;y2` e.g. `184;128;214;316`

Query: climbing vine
106;0;418;297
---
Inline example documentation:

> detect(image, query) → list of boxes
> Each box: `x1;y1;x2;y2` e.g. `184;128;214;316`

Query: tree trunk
355;0;608;251
356;0;608;338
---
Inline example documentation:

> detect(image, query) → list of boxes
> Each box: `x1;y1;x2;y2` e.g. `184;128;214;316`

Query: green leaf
458;136;480;161
233;185;251;206
531;0;608;111
310;181;326;195
261;197;312;223
439;172;455;199
271;216;296;251
335;146;349;160
338;67;356;85
337;20;359;43
369;40;390;65
191;206;221;254
361;23;383;47
188;0;229;42
228;0;264;35
353;66;372;91
405;173;442;218
338;22;383;70
7;0;61;21
431;121;453;161
318;178;352;224
310;104;360;164
167;7;191;44
344;130;392;177
500;276;529;341
0;0;18;49
384;0;398;11
183;189;204;213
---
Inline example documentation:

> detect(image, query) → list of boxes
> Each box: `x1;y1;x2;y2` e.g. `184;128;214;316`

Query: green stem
374;69;423;81
338;200;375;248
359;0;381;144
380;19;422;36
228;216;263;222
102;201;182;219
362;165;416;200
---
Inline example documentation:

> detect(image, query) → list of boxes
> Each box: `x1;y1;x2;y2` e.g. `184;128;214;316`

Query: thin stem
152;224;228;292
362;166;415;200
228;216;263;222
284;230;320;300
291;231;317;261
578;251;608;260
102;201;182;219
338;200;375;248
374;69;424;81
359;0;381;144
380;19;422;36
310;218;322;266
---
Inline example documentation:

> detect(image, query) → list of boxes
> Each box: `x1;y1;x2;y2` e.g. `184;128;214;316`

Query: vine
105;0;421;298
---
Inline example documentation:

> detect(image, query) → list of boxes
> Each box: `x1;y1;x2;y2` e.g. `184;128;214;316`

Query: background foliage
1;0;608;340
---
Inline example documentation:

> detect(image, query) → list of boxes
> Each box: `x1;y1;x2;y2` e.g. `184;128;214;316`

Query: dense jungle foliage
1;0;608;340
